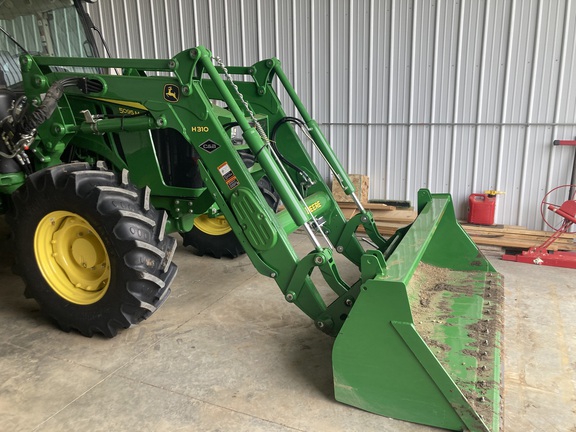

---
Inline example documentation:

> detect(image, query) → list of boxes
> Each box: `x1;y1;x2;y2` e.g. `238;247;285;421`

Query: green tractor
0;1;503;431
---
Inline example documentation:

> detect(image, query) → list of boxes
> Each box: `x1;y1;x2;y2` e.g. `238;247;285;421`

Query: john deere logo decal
199;140;220;153
164;84;179;102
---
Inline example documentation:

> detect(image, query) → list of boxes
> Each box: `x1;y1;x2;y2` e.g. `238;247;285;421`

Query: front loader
0;2;503;431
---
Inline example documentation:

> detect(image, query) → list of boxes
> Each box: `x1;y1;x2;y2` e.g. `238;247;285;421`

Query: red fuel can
467;193;496;225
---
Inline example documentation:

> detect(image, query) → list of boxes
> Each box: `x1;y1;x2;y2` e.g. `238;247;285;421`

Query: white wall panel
86;0;576;231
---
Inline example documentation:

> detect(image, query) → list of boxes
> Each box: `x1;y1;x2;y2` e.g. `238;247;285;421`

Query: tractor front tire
7;163;177;337
182;151;279;259
182;214;244;259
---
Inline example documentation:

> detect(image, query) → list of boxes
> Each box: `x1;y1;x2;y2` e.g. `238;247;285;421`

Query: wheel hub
194;214;233;235
35;211;111;304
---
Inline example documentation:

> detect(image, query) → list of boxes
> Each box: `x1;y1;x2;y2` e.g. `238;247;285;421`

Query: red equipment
467;193;497;225
467;190;504;225
502;185;576;268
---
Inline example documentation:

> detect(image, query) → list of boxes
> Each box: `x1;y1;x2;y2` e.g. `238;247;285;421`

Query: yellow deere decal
90;97;148;112
308;200;322;213
118;107;141;116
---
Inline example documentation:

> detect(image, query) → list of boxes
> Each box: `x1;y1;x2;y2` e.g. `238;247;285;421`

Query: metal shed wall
86;0;576;231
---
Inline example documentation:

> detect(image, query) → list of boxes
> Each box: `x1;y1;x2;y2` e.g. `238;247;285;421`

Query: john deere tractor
0;1;503;431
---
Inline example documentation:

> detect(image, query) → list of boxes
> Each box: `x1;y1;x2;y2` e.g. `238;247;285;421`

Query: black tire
7;162;177;337
182;151;279;259
182;216;245;259
239;151;281;211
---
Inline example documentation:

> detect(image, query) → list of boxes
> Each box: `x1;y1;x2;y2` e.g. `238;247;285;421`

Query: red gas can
467;193;496;225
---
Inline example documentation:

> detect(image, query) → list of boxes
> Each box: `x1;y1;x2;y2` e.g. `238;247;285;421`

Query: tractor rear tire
7;163;177;337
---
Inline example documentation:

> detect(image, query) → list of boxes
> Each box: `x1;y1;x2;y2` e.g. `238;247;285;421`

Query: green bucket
332;190;503;432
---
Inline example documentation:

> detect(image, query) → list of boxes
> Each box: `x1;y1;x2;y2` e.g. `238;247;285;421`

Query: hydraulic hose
20;81;65;134
20;77;95;135
270;116;312;180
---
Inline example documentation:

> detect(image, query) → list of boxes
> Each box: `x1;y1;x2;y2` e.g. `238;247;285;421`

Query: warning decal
227;178;240;189
218;162;240;190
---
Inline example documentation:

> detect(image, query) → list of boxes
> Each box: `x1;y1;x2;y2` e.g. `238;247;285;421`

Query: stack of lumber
338;202;576;251
461;224;576;251
338;202;414;235
331;175;369;203
338;201;406;219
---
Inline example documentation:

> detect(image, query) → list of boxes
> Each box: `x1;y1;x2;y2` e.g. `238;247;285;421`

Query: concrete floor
0;219;575;432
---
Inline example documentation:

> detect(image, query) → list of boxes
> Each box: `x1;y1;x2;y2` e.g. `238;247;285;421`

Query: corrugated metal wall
86;0;576;230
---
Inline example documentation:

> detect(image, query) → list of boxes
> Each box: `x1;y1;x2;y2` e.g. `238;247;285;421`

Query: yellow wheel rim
34;211;111;305
194;214;233;235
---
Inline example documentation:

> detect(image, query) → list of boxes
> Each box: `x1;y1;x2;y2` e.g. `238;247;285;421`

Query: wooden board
339;204;412;225
332;175;369;203
341;202;576;251
357;223;576;251
461;223;576;251
337;202;398;211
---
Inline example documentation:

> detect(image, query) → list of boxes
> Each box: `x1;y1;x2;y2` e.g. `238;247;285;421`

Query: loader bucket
333;190;503;432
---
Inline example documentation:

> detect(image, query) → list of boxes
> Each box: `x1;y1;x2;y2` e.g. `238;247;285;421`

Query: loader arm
16;46;502;432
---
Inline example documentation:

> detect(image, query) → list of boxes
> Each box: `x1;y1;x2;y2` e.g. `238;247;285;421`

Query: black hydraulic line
225;116;312;182
20;82;64;134
76;77;104;94
20;78;87;134
270;116;306;138
270;116;309;175
222;121;240;131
